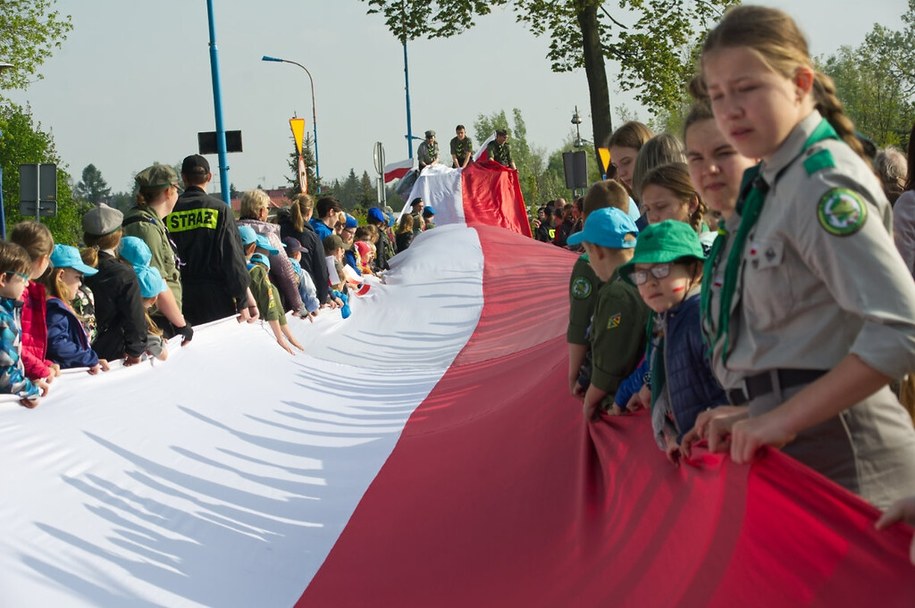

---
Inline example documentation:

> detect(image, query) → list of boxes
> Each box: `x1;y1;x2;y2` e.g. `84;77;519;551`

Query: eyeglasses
2;271;30;283
628;263;672;286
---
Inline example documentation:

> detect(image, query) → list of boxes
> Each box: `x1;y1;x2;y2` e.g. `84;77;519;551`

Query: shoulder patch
803;147;836;175
571;276;592;300
607;313;621;329
817;188;867;236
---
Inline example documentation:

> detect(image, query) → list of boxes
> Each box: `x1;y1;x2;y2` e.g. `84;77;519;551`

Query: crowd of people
0;152;441;405
0;4;914;564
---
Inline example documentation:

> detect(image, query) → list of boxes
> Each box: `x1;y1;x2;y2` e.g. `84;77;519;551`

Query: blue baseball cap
50;244;98;276
344;214;358;229
422;206;435;217
136;265;167;299
119;236;152;267
566;207;639;249
254;234;279;255
238;225;257;247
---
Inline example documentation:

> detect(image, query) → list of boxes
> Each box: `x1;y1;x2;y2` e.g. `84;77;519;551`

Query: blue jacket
343;249;363;277
45;297;99;369
0;297;40;401
309;218;334;241
652;294;727;441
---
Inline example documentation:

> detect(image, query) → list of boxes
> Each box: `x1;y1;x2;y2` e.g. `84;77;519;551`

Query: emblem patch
571;277;592;300
607;313;621;329
817;188;867;236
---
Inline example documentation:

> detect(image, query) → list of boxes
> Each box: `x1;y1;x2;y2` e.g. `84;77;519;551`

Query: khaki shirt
590;273;650;396
704;213;746;391
567;255;602;345
722;111;915;379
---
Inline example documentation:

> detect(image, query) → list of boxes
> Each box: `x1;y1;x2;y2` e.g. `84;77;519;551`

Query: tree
73;164;111;205
0;1;72;92
820;1;915;147
0;103;84;244
360;171;375;209
362;0;734;162
284;134;320;198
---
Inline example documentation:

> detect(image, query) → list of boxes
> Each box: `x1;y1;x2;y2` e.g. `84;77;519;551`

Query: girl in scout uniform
685;5;915;508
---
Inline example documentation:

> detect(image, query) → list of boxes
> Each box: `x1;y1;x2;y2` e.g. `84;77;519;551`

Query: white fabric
0;226;483;607
399;164;465;230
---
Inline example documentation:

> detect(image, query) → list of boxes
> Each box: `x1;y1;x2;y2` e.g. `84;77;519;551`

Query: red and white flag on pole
383;158;414;183
473;131;497;162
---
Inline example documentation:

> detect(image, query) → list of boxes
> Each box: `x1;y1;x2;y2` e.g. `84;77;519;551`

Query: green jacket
567;254;602;345
590;272;650;398
122;205;182;307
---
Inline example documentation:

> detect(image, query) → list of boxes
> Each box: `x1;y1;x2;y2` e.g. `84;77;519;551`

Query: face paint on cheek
671;286;686;294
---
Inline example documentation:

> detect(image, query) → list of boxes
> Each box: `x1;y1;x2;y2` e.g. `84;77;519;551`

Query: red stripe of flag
297;226;915;607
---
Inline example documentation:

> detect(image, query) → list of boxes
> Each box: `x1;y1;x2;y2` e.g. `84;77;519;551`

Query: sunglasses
628;263;672;286
2;271;30;283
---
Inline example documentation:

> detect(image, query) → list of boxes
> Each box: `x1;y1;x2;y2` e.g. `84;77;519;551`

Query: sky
6;0;910;196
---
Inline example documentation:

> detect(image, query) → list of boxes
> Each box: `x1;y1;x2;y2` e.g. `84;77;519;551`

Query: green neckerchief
700;118;839;364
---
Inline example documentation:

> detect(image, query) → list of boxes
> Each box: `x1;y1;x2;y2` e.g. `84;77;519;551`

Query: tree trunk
577;2;612;172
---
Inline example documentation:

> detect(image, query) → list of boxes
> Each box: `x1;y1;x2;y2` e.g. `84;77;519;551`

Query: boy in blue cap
567;207;650;420
239;226;303;355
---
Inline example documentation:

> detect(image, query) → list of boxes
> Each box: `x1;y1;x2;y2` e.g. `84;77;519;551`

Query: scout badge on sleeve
817;188;867;236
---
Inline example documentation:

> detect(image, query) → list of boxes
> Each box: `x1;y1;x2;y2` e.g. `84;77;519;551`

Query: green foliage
0;103;85;244
362;0;733;155
820;1;915;147
0;0;73;92
73;164;111;205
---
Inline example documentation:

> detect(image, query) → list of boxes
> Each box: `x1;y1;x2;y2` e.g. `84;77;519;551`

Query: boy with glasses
0;241;47;406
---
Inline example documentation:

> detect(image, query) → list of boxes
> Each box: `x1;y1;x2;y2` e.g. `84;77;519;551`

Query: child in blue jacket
43;244;107;373
0;241;47;406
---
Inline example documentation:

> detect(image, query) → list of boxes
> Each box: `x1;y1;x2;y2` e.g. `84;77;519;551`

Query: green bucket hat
135;163;181;190
619;220;705;285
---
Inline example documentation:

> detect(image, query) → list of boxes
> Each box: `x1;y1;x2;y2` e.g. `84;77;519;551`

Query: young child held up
566;208;650;421
240;226;304;355
43;244;108;374
619;220;727;463
0;241;49;406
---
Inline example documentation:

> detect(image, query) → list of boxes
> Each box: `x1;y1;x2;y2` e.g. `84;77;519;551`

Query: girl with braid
681;5;915;509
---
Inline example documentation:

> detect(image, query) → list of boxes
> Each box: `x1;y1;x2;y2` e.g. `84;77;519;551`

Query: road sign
197;130;243;155
19;164;57;218
290;118;306;155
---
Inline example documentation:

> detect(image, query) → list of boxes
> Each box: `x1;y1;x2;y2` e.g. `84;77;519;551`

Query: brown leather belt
726;369;828;405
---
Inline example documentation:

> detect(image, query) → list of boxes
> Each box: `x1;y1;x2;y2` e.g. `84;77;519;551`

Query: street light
262;55;320;188
0;62;14;239
571;106;587;149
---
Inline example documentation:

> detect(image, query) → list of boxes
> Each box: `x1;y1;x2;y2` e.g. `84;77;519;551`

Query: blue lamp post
261;55;320;188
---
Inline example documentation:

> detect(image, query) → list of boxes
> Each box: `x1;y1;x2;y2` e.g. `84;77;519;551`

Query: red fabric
460;162;532;238
384;159;413;183
298;227;915;607
19;281;51;380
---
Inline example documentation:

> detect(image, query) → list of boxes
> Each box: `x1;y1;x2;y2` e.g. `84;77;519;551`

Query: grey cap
82;203;124;236
425;130;435;138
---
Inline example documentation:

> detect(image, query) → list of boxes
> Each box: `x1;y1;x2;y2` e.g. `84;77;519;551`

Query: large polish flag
0;174;913;606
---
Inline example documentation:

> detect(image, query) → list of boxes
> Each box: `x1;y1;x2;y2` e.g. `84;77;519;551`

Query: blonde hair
41;267;75;302
640;162;707;231
240;189;271;219
10;221;54;261
699;5;864;158
606;121;653;151
397;213;414;234
289;193;313;233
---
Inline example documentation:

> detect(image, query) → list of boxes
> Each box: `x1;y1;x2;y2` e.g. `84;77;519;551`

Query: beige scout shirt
705;213;746;391
723;111;915;380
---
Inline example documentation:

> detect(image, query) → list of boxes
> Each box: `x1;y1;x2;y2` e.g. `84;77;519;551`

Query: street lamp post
0;62;14;239
262;55;320;189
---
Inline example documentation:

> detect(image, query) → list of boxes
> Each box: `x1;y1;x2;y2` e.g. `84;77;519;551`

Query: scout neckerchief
700;118;839;364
